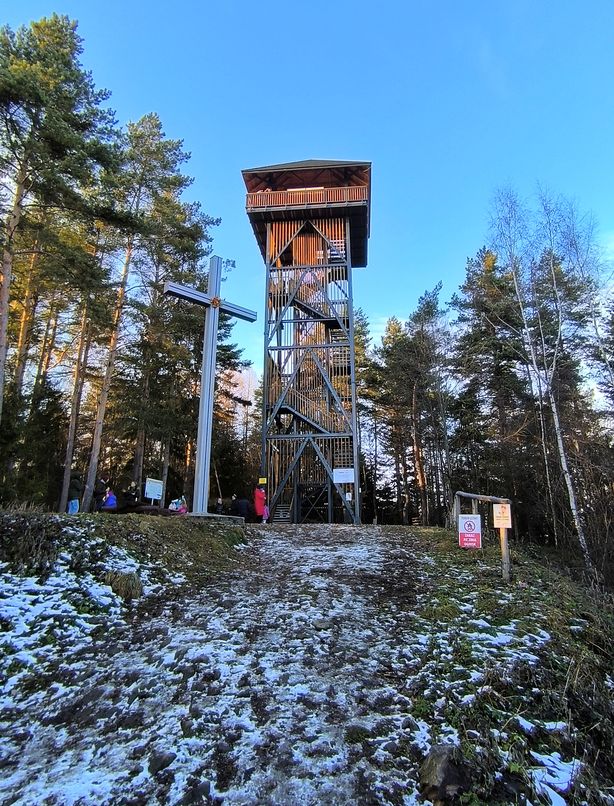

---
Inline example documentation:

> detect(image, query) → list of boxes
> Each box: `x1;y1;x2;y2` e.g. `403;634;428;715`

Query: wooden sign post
453;492;513;583
493;502;512;582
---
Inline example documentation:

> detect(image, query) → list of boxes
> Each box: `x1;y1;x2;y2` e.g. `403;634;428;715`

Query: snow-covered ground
0;523;588;805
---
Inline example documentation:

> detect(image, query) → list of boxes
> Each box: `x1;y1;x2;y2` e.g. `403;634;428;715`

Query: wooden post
500;527;511;582
454;492;513;582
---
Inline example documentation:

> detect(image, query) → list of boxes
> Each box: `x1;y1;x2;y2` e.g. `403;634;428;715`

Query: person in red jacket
253;485;266;523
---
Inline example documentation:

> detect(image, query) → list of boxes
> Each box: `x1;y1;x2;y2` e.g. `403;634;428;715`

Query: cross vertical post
163;256;257;515
193;255;222;513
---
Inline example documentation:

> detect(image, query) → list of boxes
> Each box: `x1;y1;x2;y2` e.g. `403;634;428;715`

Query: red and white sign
459;514;482;549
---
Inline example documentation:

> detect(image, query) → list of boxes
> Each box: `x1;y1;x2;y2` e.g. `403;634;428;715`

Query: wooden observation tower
243;159;371;524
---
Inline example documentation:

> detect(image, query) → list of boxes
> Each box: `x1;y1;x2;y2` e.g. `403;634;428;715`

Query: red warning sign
458;514;482;549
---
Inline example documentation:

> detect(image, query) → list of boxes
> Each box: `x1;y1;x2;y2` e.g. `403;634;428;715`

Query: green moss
420;599;462;622
410;695;432;720
4;656;26;677
65;590;107;616
87;514;245;580
344;725;372;744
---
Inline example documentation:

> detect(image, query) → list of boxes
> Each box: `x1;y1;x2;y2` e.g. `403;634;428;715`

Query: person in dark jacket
94;476;108;512
67;472;84;514
230;493;250;520
123;481;140;509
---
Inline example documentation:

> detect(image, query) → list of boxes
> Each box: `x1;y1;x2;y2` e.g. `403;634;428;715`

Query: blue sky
8;1;614;370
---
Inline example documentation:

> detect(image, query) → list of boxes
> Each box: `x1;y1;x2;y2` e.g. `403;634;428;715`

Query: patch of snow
516;715;537;734
529;751;582;804
542;721;568;733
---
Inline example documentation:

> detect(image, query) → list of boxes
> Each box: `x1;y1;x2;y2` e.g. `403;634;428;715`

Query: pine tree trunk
372;410;378;523
133;428;145;491
400;446;411;525
429;441;441;522
13;248;40;397
161;436;171;507
0;164;29;425
436;373;453;528
412;383;429;525
32;298;58;403
132;370;150;489
132;270;160;488
184;437;194;509
82;240;133;511
393;440;403;523
59;304;91;512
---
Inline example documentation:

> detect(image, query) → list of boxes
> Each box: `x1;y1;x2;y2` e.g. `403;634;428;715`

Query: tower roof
242;159;371;194
244;158;368;172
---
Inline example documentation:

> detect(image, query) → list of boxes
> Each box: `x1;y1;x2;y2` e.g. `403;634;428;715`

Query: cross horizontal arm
163;281;257;323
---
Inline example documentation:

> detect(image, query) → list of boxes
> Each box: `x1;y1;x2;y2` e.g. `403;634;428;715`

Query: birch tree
491;188;596;575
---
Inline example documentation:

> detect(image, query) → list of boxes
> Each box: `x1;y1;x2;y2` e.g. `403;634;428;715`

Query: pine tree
450;250;533;500
81;113;195;511
0;15;117;424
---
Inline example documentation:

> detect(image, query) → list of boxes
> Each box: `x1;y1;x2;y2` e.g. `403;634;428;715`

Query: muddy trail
3;522;588;805
2;525;447;805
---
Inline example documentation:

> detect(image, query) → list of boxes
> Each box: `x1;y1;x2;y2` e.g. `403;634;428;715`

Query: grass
0;510;246;585
87;513;246;580
403;526;614;804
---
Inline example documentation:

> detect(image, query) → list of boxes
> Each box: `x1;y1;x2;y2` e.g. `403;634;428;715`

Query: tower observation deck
243;159;371;523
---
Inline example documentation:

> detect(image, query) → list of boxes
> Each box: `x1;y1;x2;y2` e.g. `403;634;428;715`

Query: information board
333;468;354;484
493;503;512;528
144;477;163;502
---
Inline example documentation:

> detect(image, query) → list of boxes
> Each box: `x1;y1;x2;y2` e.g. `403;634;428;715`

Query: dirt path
2;525;445;805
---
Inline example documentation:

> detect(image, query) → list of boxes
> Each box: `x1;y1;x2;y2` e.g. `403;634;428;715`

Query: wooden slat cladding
268;221;303;265
247;185;367;210
268;219;347;267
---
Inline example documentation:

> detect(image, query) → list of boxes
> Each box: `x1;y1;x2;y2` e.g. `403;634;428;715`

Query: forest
1;16;613;581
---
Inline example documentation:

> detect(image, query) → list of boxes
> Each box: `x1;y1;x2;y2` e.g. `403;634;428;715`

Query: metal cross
163;256;257;513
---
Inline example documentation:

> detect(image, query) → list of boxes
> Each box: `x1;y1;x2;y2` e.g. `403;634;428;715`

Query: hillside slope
0;515;612;805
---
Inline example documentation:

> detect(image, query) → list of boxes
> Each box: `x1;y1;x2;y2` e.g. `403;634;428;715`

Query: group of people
229;485;269;523
65;473;134;514
66;472;270;522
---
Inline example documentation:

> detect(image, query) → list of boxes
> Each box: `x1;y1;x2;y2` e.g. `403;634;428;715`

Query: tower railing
246;186;368;209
